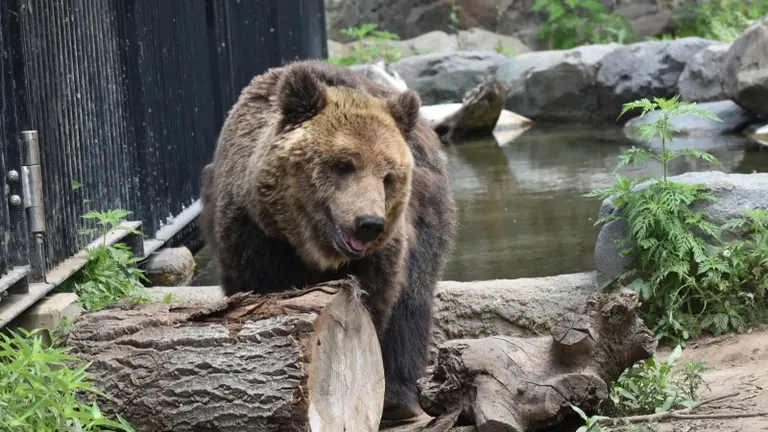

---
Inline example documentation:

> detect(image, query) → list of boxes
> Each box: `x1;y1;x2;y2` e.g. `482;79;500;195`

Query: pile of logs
63;278;657;432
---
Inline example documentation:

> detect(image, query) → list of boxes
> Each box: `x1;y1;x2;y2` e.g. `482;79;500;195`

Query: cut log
417;289;658;432
433;73;511;142
63;278;385;432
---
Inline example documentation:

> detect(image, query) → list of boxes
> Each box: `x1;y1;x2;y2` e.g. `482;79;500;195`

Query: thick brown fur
199;60;457;421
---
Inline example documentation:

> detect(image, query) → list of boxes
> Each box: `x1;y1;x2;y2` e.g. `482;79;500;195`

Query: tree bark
433;73;511;141
416;289;658;432
64;278;385;432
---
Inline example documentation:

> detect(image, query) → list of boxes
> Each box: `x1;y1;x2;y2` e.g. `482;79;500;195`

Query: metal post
20;130;46;283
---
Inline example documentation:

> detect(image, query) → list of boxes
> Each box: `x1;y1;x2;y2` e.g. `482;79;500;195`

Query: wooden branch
63;278;385;432
600;391;768;425
415;289;658;431
433;72;511;141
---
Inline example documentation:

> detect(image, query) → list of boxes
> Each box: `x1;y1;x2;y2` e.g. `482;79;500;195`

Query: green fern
588;95;768;343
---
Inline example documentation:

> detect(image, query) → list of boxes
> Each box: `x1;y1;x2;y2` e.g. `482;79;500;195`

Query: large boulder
391;51;508;104
596;37;719;122
723;15;768;118
594;172;768;287
497;43;619;123
623;100;756;147
678;42;731;102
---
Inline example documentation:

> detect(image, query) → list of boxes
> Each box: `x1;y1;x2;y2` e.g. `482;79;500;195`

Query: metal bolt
7;170;18;182
9;195;21;206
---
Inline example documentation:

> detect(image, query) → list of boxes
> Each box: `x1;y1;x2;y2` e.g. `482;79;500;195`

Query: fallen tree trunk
63;278;386;432
433;73;511;142
417;289;658;432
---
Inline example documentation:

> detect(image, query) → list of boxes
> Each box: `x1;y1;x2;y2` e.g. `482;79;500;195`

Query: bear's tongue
343;233;367;252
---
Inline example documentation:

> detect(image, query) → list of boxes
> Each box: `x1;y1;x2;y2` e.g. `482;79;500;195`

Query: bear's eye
333;161;355;176
384;173;396;186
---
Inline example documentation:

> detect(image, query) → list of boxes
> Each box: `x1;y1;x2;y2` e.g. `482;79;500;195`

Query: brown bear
199;59;457;423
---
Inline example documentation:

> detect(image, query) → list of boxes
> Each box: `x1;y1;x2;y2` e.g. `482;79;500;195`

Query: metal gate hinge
20;130;45;234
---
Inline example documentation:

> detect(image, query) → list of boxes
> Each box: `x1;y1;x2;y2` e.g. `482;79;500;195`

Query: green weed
0;328;134;431
572;346;710;431
493;39;517;56
327;23;402;66
532;0;635;49
58;208;151;312
668;0;768;42
607;345;709;416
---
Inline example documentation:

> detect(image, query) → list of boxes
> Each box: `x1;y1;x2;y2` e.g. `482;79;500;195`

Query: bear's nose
354;215;385;242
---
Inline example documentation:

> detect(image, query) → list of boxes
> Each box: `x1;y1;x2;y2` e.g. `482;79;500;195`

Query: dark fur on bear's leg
380;170;458;422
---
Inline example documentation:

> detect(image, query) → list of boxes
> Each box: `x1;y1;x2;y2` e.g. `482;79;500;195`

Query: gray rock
144;247;196;287
623;100;755;143
723;15;768;118
399;30;458;56
391;51;508;104
597;37;719;122
679;43;731;102
456;27;530;55
327;40;350;59
498;43;619;122
595;172;768;287
431;272;599;357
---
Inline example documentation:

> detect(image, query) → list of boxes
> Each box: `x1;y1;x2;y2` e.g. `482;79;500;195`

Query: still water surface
190;125;768;285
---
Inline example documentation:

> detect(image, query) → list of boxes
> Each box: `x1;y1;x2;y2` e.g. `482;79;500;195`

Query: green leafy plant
327;23;402;66
58;208;151;312
493;40;517;56
607;345;709;416
572;404;609;431
617;95;722;182
587;95;768;343
0;328;134;431
668;0;768;42
532;0;635;49
448;2;468;50
677;360;711;401
449;1;462;29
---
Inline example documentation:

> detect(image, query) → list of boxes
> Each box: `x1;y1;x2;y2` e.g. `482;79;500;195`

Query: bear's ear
386;90;421;137
276;66;327;130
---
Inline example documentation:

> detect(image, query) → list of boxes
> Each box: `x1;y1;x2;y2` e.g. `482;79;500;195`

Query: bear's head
256;64;421;270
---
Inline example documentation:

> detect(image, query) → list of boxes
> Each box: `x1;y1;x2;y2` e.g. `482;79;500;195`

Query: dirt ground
652;326;768;432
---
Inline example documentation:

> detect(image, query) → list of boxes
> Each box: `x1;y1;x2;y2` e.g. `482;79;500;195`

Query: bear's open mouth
332;225;368;259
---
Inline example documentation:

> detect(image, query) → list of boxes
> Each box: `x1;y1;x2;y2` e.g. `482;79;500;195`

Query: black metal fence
0;0;328;282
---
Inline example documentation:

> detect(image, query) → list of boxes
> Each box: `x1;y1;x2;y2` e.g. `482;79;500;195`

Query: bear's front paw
381;400;430;426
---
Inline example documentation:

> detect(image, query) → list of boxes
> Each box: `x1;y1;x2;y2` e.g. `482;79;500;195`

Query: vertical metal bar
4;0;31;294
